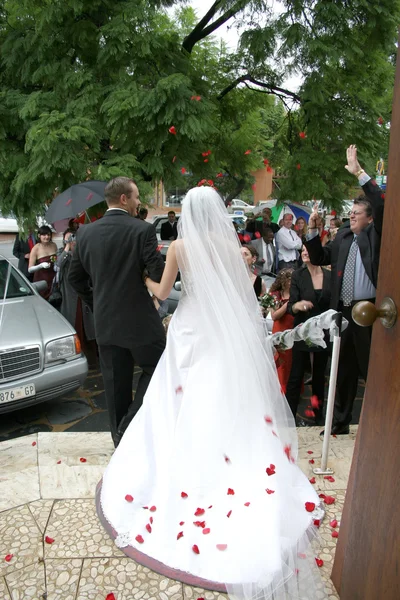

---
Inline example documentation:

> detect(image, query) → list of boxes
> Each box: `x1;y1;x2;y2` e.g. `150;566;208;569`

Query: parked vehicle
0;256;88;413
227;199;254;213
0;212;18;233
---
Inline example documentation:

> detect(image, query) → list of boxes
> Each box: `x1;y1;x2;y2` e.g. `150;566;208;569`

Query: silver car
0;256;88;413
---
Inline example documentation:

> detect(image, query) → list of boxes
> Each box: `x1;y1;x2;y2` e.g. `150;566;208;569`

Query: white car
228;199;254;213
0;212;18;233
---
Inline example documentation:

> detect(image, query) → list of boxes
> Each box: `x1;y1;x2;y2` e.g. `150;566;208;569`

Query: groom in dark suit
68;177;165;446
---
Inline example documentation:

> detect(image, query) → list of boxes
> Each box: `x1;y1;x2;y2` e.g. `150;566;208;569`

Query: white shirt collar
106;208;129;214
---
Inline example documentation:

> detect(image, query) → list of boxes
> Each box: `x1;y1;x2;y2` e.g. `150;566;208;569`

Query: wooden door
331;39;400;600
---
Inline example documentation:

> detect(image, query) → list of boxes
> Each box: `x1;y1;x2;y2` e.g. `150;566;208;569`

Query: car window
0;260;33;299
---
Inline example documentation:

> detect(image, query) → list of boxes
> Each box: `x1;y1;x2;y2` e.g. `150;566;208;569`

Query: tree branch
182;0;245;54
218;74;302;103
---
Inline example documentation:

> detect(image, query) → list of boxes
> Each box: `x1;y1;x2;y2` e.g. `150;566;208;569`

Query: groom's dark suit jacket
68;209;165;347
305;179;384;309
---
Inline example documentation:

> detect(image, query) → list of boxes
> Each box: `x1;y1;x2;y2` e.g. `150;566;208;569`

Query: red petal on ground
309;459;315;464
324;476;335;482
208;505;213;509
105;595;116;600
244;502;250;506
307;451;313;455
330;519;338;528
4;554;13;562
32;441;37;446
146;524;152;533
305;502;316;512
309;477;316;484
202;528;210;535
181;492;188;498
135;535;144;544
179;521;184;526
57;460;61;464
216;544;228;551
332;531;339;538
177;531;184;540
266;468;275;476
227;488;235;495
227;510;232;518
313;519;320;527
45;536;55;544
149;506;157;512
324;495;335;505
264;416;273;424
194;508;205;516
192;544;200;554
125;495;134;503
315;558;324;568
224;455;231;464
150;517;153;524
266;489;275;494
79;458;87;463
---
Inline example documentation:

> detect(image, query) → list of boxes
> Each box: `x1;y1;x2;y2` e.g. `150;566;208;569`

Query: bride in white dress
97;186;325;599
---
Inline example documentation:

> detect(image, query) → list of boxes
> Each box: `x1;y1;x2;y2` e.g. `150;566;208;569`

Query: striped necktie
341;236;358;306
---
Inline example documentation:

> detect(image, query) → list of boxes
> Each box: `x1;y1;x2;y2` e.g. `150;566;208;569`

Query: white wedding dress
97;188;325;599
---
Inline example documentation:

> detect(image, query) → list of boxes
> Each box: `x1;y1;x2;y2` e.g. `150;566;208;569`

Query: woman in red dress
28;226;58;300
269;268;295;394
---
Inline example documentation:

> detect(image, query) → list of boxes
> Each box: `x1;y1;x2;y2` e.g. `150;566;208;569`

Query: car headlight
45;335;82;363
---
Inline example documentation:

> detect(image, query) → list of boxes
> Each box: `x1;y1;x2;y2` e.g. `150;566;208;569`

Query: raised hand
345;144;362;176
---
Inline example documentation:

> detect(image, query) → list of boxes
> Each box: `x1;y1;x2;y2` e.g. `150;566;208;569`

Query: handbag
48;278;62;308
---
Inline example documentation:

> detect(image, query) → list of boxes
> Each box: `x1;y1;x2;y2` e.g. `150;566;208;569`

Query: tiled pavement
0;427;358;599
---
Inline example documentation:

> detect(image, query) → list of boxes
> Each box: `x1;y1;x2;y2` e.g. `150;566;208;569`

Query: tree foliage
0;0;398;221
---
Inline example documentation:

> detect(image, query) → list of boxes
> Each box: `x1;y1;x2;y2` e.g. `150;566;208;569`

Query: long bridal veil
175;187;323;600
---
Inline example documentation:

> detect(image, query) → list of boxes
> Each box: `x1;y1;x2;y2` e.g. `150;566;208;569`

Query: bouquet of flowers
260;292;280;311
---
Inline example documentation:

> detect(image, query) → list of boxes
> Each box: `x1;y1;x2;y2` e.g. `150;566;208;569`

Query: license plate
0;384;36;404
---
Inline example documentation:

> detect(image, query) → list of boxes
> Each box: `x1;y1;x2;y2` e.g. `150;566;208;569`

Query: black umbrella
45;181;107;224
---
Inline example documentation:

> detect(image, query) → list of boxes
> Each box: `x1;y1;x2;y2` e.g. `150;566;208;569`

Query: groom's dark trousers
68;208;166;447
99;340;165;445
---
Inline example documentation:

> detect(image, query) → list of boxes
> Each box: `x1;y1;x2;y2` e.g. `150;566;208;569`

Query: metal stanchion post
313;312;343;475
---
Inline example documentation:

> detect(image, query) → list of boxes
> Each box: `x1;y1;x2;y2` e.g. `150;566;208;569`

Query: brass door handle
352;297;397;329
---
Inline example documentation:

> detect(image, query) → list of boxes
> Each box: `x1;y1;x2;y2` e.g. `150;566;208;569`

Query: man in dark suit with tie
160;211;178;240
305;145;385;434
68;177;165;447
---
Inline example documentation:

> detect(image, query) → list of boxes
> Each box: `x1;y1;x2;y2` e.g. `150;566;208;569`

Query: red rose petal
208;505;213;509
319;493;326;499
79;457;87;463
324;476;335;483
216;544;227;551
264;416;273;424
324;495;335;505
202;528;210;535
315;558;324;568
266;489;275;494
310;395;319;409
192;544;200;554
330;519;338;528
227;510;232;518
193;521;206;528
65;198;72;206
304;409;315;418
332;530;339;538
146;524;152;533
150;517;153;524
169;126;177;135
177;531;184;540
149;506;157;512
299;131;306;139
106;595;116;600
181;492;188;498
175;386;183;394
135;535;144;544
284;444;292;460
125;495;134;503
180;167;186;174
243;234;251;243
313;519;320;527
244;150;251;155
224;455;231;464
309;477;316;484
307;451;313;455
227;488;235;495
272;430;278;437
266;467;275;476
45;536;55;544
263;158;269;165
179;521;184;526
305;502;316;513
195;508;205;516
204;158;209;163
143;506;148;509
32;441;37;446
309;459;315;464
4;554;13;562
244;502;250;506
57;460;61;464
254;231;261;239
217;173;223;178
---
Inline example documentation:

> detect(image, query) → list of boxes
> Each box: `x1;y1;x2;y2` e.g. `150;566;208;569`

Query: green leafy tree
0;0;398;222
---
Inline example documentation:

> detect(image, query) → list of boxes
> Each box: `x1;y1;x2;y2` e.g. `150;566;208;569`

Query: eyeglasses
349;210;366;217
